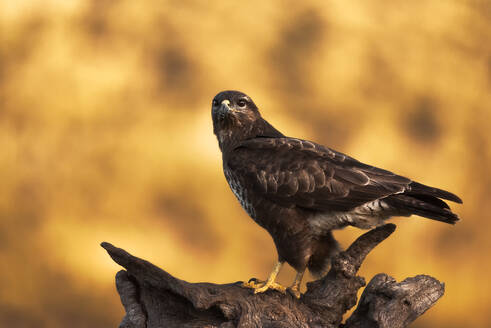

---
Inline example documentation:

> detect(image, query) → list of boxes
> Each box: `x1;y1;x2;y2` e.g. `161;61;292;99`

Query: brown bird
211;90;462;298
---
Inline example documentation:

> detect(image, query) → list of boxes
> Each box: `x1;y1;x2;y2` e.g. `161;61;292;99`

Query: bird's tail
408;181;463;204
385;188;461;224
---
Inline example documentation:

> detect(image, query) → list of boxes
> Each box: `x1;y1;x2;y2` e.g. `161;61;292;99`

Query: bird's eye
237;99;247;108
212;99;219;107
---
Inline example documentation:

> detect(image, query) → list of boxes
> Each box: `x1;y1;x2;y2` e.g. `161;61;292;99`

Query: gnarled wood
102;224;444;328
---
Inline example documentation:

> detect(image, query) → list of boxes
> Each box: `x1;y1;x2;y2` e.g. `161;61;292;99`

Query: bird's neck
217;117;284;152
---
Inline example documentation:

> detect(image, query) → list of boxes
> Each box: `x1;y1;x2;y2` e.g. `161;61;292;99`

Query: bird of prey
211;90;462;298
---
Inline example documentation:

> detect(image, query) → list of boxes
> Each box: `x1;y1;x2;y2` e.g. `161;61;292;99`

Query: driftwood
102;224;445;328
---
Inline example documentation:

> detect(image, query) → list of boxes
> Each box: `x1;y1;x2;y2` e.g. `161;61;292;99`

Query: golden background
1;1;490;327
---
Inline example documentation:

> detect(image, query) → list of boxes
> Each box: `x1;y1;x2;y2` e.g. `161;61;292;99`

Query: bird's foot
286;270;305;299
242;278;286;294
287;286;301;299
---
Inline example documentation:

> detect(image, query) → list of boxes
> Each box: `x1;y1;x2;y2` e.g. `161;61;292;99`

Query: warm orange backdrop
1;1;490;327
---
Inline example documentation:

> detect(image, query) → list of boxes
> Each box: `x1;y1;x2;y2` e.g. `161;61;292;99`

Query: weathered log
101;224;444;328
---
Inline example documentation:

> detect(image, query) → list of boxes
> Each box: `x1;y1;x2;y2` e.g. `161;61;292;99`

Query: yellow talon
242;279;286;293
241;262;306;298
241;279;261;289
254;281;286;294
287;270;305;299
242;261;285;294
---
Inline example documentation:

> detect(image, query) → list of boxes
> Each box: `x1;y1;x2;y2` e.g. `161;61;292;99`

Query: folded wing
228;137;461;213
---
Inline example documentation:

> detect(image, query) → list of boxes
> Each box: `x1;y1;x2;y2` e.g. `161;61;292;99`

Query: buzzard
211;90;462;298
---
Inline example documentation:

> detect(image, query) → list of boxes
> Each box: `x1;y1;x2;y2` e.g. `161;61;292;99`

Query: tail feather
408;182;463;204
405;193;450;209
386;194;459;224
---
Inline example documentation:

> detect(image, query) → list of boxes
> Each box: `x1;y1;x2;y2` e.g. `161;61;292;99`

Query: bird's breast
224;168;257;219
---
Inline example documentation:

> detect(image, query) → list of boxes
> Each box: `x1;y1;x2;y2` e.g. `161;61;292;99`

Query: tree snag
101;224;445;328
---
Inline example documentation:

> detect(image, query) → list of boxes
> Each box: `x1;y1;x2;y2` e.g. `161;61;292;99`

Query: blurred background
1;0;490;327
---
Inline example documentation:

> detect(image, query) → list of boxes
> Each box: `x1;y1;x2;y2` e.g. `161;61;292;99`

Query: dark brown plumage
211;90;462;296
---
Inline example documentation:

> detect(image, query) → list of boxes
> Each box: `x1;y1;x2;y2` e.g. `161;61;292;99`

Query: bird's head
211;90;284;151
212;90;260;131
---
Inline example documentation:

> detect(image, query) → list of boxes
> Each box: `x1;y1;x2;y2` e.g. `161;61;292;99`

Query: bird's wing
227;137;418;212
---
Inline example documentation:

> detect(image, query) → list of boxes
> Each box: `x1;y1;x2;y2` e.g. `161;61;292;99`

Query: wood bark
102;224;444;328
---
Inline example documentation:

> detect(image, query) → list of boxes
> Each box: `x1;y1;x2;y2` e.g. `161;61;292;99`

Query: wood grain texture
102;224;444;328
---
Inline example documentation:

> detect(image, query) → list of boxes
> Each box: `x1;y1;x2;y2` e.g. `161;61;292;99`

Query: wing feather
226;137;441;211
297;169;310;192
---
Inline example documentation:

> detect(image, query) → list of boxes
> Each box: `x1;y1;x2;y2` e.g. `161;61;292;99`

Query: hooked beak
220;99;232;112
214;99;233;121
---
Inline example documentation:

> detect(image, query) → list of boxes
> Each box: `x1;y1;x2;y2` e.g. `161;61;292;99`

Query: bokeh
1;1;490;327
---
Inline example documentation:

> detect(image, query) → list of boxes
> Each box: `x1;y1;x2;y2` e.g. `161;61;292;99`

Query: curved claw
241;261;286;294
254;281;286;294
242;279;261;289
242;279;286;293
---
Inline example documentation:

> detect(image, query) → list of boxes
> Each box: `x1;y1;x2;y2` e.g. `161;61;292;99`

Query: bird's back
225;136;462;227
